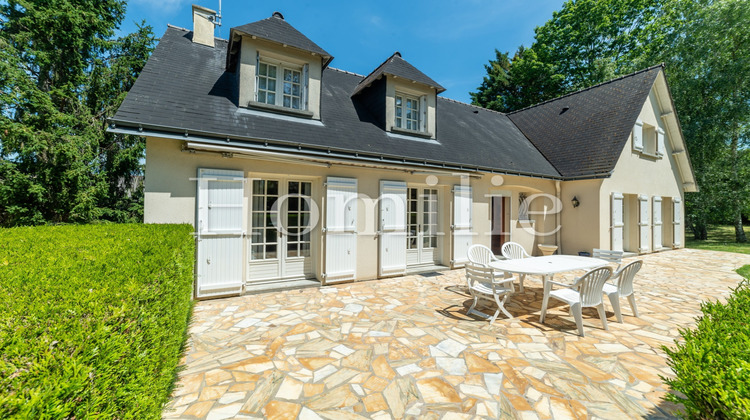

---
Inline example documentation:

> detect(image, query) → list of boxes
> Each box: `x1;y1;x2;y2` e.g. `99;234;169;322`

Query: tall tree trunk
730;132;747;243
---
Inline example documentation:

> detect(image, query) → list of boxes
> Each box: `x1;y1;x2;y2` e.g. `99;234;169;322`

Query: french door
248;179;314;282
406;187;439;266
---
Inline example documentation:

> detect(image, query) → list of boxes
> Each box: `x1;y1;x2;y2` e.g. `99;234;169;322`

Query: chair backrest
578;266;613;307
467;244;496;266
616;260;643;296
501;242;529;260
465;262;495;289
593;248;623;264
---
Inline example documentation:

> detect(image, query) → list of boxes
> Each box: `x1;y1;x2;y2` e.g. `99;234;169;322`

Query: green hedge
663;267;750;419
0;224;195;419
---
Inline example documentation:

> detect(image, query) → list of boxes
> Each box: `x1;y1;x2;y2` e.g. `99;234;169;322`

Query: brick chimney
192;4;217;47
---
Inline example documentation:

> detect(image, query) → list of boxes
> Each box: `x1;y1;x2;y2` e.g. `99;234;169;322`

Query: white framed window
395;93;421;131
256;58;306;111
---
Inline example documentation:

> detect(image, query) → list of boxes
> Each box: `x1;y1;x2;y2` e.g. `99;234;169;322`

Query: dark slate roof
508;66;662;178
111;27;559;178
352;52;445;96
226;12;332;70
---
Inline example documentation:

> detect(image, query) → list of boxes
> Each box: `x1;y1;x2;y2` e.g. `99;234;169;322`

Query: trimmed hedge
663;267;750;419
0;224;194;418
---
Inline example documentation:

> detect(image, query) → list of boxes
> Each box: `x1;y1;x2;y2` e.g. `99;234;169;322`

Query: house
109;6;696;298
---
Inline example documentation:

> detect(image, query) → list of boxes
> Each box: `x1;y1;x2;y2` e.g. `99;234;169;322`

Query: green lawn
686;224;750;255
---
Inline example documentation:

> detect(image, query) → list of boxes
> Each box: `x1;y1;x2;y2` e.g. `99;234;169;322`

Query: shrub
0;224;194;419
662;268;750;419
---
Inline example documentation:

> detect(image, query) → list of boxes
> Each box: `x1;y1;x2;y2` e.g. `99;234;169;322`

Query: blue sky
121;0;565;103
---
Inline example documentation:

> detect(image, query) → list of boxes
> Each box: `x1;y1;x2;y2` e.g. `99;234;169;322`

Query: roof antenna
214;0;222;27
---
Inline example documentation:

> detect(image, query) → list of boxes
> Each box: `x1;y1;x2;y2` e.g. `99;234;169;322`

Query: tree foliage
472;0;750;242
0;0;155;226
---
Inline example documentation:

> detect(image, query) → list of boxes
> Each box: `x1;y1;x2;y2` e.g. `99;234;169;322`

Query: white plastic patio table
488;255;609;322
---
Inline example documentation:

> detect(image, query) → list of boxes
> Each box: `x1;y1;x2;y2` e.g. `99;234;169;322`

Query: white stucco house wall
109;6;696;298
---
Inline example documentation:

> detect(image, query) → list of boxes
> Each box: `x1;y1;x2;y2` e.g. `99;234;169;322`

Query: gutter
108;121;565;181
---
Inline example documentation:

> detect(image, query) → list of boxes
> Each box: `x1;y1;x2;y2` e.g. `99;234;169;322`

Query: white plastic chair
467;244;499;266
593;248;624;272
540;266;613;336
603;260;643;322
501;242;531;260
465;262;516;323
500;242;531;291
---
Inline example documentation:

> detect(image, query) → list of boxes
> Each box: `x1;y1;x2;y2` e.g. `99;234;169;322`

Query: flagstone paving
164;249;749;419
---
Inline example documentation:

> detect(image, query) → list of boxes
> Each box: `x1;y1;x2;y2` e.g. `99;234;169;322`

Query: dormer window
257;60;305;110
395;93;421;131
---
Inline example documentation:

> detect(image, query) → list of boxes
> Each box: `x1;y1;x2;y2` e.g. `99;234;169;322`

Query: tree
641;0;750;242
472;0;750;242
0;0;155;226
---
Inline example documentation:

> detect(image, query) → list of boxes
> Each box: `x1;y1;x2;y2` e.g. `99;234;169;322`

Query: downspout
555;180;562;254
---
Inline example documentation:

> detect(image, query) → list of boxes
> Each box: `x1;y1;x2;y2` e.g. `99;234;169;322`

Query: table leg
539;274;552;323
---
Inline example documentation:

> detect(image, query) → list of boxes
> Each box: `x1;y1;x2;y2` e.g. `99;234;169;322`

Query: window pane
252;245;264;260
431;237;437;248
289;197;299;211
283;96;291;108
267;92;276;104
265;213;275;227
252;213;264;228
409;237;417;249
395;118;402;128
396;108;402;117
252;228;263;243
268;79;276;92
252;196;264;212
268;65;276;78
253;180;264;193
288;243;298;257
259;78;267;90
258;91;266;103
284;69;292;81
266;244;277;259
292;97;300;109
287;212;299;227
266;198;276;211
292;84;300;96
300;242;310;257
301;182;311;196
259;63;267;76
267;181;278;195
293;71;300;83
301;213;310;227
283;82;291;95
396;96;402;106
302;232;310;242
288;181;299;194
265;229;277;243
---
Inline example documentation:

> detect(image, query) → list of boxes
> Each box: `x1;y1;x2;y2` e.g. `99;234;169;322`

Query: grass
686;224;750;255
0;224;195;419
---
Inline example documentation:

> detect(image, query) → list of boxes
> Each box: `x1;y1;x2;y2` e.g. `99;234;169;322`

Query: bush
663;268;750;419
0;224;194;419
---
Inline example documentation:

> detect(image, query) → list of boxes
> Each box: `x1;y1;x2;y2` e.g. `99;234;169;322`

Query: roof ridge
508;64;664;115
327;67;366;78
438;97;507;116
166;24;228;42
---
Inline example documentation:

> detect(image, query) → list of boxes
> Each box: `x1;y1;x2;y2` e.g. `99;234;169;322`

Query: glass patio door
406;187;439;266
248;179;313;282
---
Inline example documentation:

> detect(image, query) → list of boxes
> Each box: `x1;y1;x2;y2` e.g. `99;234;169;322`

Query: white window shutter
638;194;650;253
652;196;662;250
379;181;407;277
633;120;644;151
195;168;245;298
673;197;682;247
452;185;472;267
656;128;665;156
303;63;309;111
324;177;358;283
420;96;427;132
611;192;624;251
254;52;260;101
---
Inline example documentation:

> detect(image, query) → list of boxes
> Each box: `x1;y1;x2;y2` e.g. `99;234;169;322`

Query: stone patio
164;249;748;419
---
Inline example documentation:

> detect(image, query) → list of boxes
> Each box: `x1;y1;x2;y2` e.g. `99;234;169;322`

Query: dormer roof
226;12;333;72
352;52;445;96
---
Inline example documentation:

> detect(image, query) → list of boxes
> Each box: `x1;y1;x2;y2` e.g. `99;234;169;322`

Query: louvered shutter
652;196;662;250
420;96;427;132
196;168;245;298
303;63;309;111
324;177;357;283
633;120;644;151
673;197;682;247
638;194;650;253
452;185;472;267
656;128;665;156
611;193;624;251
379;181;407;277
